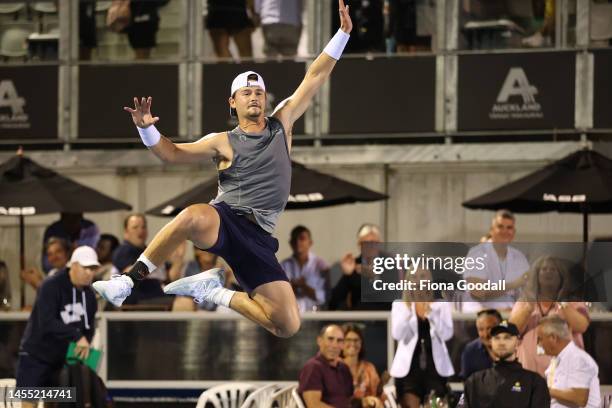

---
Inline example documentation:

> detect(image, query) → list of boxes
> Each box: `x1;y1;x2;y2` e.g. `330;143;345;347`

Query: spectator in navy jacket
16;246;99;396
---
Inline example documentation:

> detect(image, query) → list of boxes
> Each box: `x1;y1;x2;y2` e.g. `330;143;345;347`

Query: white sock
210;287;235;308
137;254;157;273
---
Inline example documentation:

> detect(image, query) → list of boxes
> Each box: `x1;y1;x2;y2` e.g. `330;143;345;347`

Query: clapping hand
341;253;356;275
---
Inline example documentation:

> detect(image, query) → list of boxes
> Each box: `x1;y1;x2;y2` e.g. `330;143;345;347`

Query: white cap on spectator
68;246;100;267
230;71;266;96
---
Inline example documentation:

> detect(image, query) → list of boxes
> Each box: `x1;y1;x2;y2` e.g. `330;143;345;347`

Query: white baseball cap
230;71;266;96
68;246;100;267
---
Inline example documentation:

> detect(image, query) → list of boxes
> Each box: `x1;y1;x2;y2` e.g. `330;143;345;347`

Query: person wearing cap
16;246;98;397
460;308;502;379
94;0;353;339
458;320;550;408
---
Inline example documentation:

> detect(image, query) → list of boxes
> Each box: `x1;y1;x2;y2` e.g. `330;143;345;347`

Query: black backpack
55;359;111;408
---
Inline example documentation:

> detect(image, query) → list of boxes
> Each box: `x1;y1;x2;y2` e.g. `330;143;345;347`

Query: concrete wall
2;142;611;308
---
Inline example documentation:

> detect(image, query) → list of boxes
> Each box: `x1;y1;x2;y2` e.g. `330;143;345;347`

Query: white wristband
137;125;161;147
323;29;350;60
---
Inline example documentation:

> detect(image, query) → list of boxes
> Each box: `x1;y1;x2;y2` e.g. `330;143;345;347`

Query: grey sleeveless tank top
210;116;291;233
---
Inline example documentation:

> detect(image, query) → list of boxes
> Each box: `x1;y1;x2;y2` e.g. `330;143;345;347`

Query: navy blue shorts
16;352;61;387
207;202;288;293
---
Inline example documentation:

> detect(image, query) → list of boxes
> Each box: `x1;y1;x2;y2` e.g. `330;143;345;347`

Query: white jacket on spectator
390;301;455;378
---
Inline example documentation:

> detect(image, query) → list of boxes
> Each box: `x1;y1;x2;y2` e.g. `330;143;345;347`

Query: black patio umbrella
146;161;388;216
0;152;132;307
462;149;612;242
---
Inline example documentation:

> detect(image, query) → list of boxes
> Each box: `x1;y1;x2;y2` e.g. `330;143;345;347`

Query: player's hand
338;0;352;34
341;253;356;275
124;96;160;128
75;336;90;360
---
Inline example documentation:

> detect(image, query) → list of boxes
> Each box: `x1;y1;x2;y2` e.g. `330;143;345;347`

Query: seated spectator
94;233;120;310
95;233;120;282
205;0;255;59
16;246;99;408
22;237;71;291
509;256;590;378
390;267;454;408
458;321;550;408
388;0;434;53
342;323;383;403
112;213;165;305
42;212;99;273
281;225;329;313
255;0;303;58
329;224;389;311
537;316;601;408
124;0;169;59
462;210;530;313
460;308;502;379
298;324;381;408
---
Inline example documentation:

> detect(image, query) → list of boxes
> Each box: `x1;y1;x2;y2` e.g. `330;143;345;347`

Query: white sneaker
92;275;134;307
163;268;224;304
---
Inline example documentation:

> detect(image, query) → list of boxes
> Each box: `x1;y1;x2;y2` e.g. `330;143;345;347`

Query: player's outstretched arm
124;96;222;163
272;0;352;146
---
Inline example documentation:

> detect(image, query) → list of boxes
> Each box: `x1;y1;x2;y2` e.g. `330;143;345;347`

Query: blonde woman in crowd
509;255;590;377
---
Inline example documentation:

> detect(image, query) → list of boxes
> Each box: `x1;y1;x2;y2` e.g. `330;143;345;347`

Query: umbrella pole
383;164;390;241
583;208;588;243
582;208;589;302
19;214;25;309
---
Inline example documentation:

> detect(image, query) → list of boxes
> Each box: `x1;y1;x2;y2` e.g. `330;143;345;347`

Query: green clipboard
65;342;102;371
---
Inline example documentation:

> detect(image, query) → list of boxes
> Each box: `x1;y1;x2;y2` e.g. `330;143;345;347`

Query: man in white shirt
537;316;601;408
461;210;530;312
280;225;329;313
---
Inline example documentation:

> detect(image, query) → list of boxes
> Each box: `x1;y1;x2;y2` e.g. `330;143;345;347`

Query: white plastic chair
0;26;30;58
240;383;277;408
0;378;43;408
290;387;306;408
29;2;57;14
269;384;299;408
195;383;257;408
0;378;19;408
0;3;25;15
383;384;398;408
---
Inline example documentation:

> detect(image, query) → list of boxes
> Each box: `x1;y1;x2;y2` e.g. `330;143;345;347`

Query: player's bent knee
272;307;301;338
181;204;217;233
275;315;301;338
